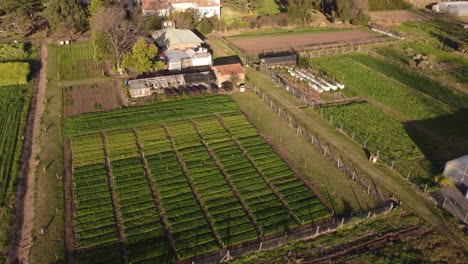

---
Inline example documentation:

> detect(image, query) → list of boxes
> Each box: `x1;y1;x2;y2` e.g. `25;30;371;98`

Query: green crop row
0;85;30;206
71;133;105;168
321;102;424;162
137;126;219;259
106;130;140;161
65;96;238;135
169;121;258;245
310;55;446;120
216;115;330;224
109;145;170;263
56;43;101;80
196;117;297;234
72;164;118;249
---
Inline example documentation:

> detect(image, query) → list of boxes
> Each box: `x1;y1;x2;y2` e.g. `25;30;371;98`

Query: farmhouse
212;63;245;87
151;28;203;50
141;0;221;18
432;1;468;16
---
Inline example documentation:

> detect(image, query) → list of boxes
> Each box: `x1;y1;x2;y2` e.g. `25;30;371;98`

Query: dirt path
250;79;467;251
63;138;76;263
7;41;47;263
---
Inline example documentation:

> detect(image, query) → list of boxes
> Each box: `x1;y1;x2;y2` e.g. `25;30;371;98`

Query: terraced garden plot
207;114;330;224
70;135;121;263
194;118;298;234
136;126;219;259
167;121;258;245
67;96;331;262
106;130;170;263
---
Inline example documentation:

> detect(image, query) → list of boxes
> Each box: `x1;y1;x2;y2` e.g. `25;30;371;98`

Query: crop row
310;55;446;120
0;85;28;206
136;126;218;259
72;163;119;249
168;121;258;245
321;102;424;162
221;114;330;223
195;118;297;234
106;132;170;263
65;95;237;135
71;133;105;168
57;43;101;81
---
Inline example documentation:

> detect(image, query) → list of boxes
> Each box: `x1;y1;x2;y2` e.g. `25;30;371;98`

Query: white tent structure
432;1;468;16
444;154;468;191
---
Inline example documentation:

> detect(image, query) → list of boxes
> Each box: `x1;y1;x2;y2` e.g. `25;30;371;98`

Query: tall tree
1;0;43;34
335;0;352;21
122;38;158;73
43;0;87;33
253;0;280;16
91;6;138;69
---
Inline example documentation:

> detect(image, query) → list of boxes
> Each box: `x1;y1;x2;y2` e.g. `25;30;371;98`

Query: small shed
447;4;468;16
260;54;297;68
212;63;245;87
444;155;468;190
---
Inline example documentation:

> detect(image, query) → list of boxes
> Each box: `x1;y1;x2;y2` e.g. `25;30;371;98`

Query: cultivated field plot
67;96;330;263
228;29;384;55
63;83;119;117
54;43;102;80
310;53;468;187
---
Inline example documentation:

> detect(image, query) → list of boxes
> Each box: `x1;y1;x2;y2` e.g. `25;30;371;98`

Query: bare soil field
229;29;384;55
370;10;428;26
63;82;119;117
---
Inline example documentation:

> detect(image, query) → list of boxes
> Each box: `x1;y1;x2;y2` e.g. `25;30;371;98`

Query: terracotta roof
212;63;244;76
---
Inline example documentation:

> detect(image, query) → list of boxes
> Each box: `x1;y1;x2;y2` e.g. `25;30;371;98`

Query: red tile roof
212;63;244;76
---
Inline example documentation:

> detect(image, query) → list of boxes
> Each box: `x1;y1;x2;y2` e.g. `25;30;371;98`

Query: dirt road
7;41;47;263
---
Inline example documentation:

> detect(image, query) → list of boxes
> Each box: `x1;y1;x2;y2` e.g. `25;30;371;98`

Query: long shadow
403;108;468;175
213;55;242;66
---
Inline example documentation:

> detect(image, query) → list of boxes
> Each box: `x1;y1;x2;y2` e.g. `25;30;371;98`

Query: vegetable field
0;84;31;247
55;43;101;80
68;96;330;262
310;54;447;120
320;102;423;162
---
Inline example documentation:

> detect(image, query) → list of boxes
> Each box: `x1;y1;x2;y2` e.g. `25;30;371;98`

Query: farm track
101;132;129;263
191;122;264;241
131;129;177;258
63;137;76;263
8;41;47;263
253;84;467;251
162;125;224;250
303;226;427;263
215;118;301;226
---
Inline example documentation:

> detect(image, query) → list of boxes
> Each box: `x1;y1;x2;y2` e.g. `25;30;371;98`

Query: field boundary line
162;124;224;249
63;137;76;263
191;121;265;241
215;115;302;225
131;129;178;259
100;132;129;263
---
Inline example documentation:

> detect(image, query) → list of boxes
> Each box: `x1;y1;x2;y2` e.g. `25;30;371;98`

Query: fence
250;86;384;201
189;200;396;264
258;70;440;206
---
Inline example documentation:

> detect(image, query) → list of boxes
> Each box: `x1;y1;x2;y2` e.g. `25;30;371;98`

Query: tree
253;0;280;16
230;73;240;87
122;38;158;73
91;6;138;70
154;60;166;71
88;0;106;19
197;18;213;35
335;0;352;22
1;0;43;35
169;10;197;29
43;0;87;33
